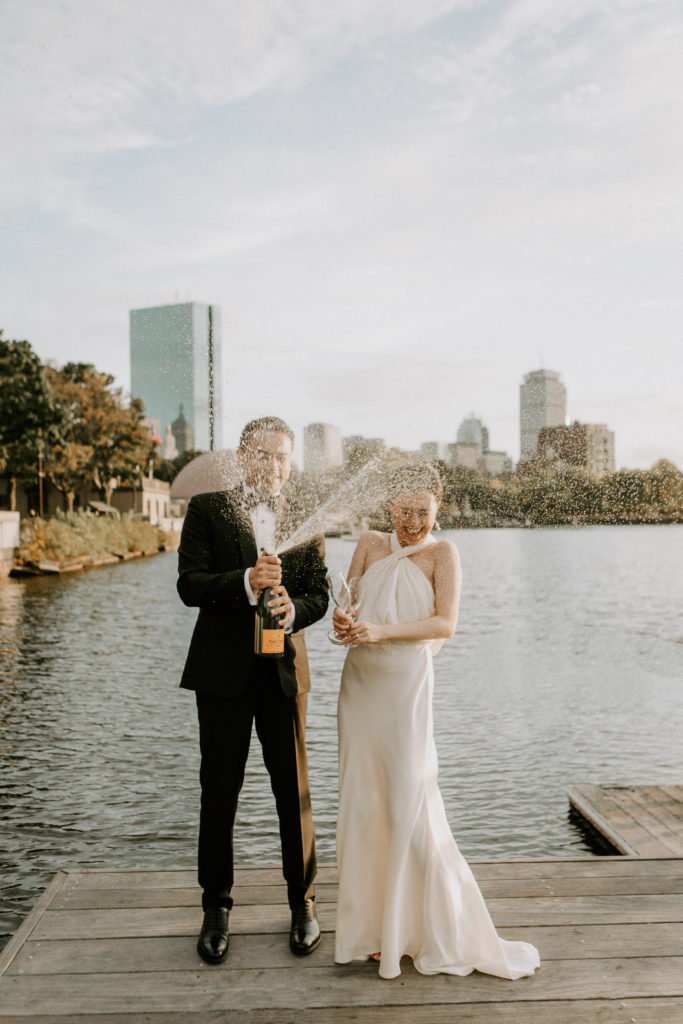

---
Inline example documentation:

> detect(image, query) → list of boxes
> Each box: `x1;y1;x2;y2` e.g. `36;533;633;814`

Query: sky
2;0;682;469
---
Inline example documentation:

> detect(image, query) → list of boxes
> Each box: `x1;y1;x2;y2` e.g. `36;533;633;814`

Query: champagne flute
326;573;360;645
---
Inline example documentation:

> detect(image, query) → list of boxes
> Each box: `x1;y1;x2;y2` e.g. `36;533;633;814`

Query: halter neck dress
335;533;540;980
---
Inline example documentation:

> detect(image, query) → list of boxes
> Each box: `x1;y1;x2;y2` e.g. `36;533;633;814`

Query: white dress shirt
243;489;295;631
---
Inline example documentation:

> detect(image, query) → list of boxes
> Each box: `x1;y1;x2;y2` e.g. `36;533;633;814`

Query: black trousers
196;659;316;910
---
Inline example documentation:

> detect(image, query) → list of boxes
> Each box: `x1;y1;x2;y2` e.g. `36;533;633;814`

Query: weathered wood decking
2;859;683;1021
568;784;683;856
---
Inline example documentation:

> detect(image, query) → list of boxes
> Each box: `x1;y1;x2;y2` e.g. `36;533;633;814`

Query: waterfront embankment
8;509;179;576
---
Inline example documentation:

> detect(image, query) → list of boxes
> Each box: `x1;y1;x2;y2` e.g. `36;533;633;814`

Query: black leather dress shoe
197;906;230;964
289;899;321;956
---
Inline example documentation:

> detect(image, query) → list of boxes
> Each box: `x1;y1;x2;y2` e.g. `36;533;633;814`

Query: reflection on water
1;525;681;946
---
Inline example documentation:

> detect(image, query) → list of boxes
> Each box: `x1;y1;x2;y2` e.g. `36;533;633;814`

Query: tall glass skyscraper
130;302;223;452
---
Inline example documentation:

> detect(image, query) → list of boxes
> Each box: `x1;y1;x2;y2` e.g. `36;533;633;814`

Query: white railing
0;511;20;575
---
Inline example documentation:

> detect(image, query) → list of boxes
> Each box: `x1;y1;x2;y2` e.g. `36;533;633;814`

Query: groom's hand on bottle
267;584;294;626
249;553;282;596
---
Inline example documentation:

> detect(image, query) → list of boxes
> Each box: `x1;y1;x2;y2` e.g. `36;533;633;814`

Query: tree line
0;332;159;512
433;459;682;526
2;331;681;525
300;443;682;528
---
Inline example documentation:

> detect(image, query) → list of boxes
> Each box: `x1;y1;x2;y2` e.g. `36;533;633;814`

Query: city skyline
2;2;682;470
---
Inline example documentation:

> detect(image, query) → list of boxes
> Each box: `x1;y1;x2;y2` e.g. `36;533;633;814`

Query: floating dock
2;859;683;1021
568;784;683;857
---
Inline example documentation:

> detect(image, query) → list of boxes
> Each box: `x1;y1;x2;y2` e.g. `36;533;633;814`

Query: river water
1;525;681;947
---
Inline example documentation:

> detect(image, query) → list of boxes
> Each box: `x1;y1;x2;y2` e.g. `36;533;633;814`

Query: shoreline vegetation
10;510;177;577
300;457;683;534
9;451;683;578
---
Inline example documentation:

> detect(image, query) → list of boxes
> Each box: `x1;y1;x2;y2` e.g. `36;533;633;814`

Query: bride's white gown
335;533;540;981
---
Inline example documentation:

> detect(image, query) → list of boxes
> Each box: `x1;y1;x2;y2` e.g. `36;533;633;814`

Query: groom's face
238;430;293;497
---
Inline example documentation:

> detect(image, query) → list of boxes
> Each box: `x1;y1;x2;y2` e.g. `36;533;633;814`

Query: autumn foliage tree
46;363;156;511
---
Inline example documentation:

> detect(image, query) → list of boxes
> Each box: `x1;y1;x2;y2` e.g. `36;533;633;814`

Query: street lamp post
37;428;44;518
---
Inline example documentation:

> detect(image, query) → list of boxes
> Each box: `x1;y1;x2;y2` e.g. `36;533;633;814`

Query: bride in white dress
333;464;540;981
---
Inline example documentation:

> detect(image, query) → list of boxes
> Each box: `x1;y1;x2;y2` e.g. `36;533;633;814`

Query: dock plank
568;784;683;856
51;872;683;910
60;856;683;891
11;1002;683;1024
8;922;683;976
2;860;683;1020
29;893;683;943
2;957;682;1015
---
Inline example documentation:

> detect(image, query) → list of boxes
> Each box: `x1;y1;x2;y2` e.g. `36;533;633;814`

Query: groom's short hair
239;416;295;451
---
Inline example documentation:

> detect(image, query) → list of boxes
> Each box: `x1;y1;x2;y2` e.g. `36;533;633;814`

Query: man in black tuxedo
177;416;328;964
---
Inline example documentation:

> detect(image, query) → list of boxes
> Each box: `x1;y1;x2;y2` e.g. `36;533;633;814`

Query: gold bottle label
255;612;285;655
260;628;285;654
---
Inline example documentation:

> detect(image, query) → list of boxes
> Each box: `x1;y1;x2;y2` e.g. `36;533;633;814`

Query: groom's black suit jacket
177;487;328;698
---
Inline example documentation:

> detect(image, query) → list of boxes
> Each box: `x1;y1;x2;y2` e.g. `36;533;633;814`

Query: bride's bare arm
345;540;461;645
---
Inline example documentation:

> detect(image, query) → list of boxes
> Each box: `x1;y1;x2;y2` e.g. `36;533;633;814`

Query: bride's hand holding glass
333;606;354;640
327;573;360;645
343;620;386;645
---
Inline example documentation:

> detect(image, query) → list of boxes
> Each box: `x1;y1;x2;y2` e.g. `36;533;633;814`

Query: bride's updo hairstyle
386;462;444;507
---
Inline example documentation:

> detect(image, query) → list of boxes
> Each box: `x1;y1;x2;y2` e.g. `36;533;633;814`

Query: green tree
0;333;63;510
649;460;683;521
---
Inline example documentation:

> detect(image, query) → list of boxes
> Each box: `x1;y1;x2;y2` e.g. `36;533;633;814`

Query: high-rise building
584;424;615;475
420;442;450;461
130;302;223;453
456;415;488;455
448;442;480;470
303;423;344;474
537;421;615;476
537;423;588;467
343;435;387;470
520;369;566;461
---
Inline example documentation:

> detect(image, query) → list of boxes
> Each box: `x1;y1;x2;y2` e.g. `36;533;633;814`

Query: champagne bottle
254;586;285;658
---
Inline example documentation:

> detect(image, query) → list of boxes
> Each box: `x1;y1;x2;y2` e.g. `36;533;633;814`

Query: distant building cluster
303;368;615;479
301;413;513;478
519;368;615;475
419;414;513;477
128;303;615;479
303;426;387;475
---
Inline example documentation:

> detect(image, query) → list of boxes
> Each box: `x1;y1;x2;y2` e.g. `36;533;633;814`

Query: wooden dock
568;784;683;856
2;859;683;1021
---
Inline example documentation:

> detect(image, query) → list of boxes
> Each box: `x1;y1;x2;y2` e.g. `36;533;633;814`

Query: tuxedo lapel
225;487;259;567
238;518;258;568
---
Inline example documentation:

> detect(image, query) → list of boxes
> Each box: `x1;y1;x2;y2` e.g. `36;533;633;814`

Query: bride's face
390;490;439;546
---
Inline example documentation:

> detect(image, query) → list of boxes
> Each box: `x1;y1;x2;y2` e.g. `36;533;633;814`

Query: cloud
2;0;682;470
